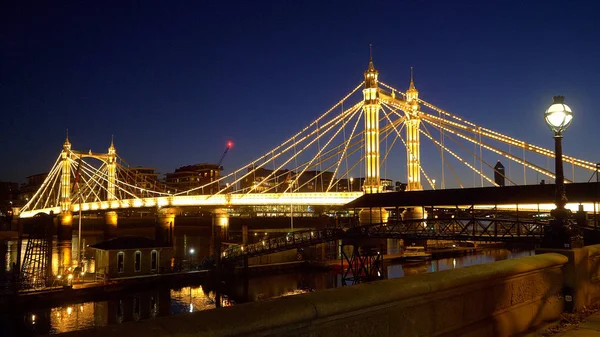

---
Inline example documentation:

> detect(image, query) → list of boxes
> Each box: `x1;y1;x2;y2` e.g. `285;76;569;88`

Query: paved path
524;311;600;337
553;313;600;337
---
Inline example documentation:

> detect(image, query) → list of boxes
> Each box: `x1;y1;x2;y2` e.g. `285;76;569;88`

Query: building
164;163;221;194
124;167;160;190
19;173;47;205
348;177;395;192
89;237;173;280
240;167;292;192
494;161;506;187
296;170;334;192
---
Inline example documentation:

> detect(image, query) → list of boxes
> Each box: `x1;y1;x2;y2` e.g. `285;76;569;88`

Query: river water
4;245;534;336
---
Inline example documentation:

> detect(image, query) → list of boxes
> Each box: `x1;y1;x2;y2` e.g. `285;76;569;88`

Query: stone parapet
57;253;568;337
537;244;600;311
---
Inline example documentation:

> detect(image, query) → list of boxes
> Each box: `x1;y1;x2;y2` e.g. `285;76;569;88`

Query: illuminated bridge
18;56;600;228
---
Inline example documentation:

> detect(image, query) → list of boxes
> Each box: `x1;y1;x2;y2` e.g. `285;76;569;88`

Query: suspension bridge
17;56;599;226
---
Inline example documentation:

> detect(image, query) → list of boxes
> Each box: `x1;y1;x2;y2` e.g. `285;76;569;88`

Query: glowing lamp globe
544;96;573;134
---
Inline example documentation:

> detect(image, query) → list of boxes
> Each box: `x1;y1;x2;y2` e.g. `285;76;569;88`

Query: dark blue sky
2;1;600;185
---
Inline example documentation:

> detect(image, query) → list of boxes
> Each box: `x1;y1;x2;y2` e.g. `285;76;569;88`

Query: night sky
2;1;600;186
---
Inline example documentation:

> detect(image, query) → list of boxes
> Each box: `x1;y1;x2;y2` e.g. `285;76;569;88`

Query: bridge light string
34;159;62;211
381;102;465;188
177;99;365;196
380;118;405;172
114;158;171;194
280;106;405;194
214;82;365;192
282;114;365;194
262;109;404;194
257;102;364;194
255;135;363;194
326;107;364;192
45;162;63;209
421;119;517;186
173;86;364;195
256;102;364;194
280;106;361;194
380;104;436;190
237;125;368;195
384;100;463;188
378;87;596;171
80;163;109;203
415;99;596;171
419;117;567;183
242;102;362;196
419;118;512;187
68;159;106;203
69;156;163;204
237;100;365;195
419;115;564;182
293;136;365;193
20;154;62;212
70;158;122;202
418;125;498;187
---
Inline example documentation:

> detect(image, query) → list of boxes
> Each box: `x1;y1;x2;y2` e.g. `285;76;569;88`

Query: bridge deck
346;182;600;212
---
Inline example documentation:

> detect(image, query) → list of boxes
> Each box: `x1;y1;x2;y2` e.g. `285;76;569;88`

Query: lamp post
349;177;354;192
189;248;195;269
542;96;583;249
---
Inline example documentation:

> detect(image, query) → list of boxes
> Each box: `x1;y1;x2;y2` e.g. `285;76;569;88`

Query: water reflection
3;228;535;336
387;249;534;278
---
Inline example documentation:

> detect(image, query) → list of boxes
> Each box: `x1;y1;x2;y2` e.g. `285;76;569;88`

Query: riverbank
0;260;317;310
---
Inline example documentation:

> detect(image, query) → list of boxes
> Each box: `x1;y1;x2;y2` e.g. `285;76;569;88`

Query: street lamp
349;177;354;192
542;96;582;249
189;248;195;268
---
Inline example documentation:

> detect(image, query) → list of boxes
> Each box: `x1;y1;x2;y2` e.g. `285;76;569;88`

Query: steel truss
340;242;384;285
222;228;345;262
355;216;545;242
20;215;53;290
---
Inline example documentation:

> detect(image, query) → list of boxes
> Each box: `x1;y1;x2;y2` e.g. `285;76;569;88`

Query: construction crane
217;141;233;170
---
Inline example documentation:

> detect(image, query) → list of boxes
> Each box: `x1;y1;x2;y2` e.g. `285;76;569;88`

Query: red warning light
227;141;233;148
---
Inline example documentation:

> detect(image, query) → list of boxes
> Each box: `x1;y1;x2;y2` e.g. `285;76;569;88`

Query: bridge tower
361;55;383;194
405;67;422;191
105;138;118;235
58;134;73;240
358;54;388;226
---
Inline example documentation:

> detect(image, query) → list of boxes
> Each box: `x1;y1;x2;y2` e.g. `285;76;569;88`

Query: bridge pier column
358;208;390;254
213;209;229;242
104;211;118;240
156;208;176;246
403;207;427;249
57;239;73;276
358;208;389;226
58;211;73;241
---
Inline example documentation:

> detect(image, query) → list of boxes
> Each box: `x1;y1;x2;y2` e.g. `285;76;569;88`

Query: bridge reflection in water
7;247;533;336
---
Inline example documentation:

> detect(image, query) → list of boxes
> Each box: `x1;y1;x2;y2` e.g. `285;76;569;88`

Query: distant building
240;167;292;193
164;163;221;194
494;161;506;187
347;177;394;192
240;168;347;193
89;236;172;280
124;167;160;190
0;181;19;204
19;173;47;205
296;170;334;192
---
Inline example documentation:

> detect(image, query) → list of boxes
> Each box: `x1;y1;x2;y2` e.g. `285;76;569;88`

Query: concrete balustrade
56;252;575;337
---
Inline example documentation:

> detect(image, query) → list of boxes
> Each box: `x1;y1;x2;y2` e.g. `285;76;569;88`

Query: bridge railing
222;228;345;262
360;217;548;241
220;216;553;261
